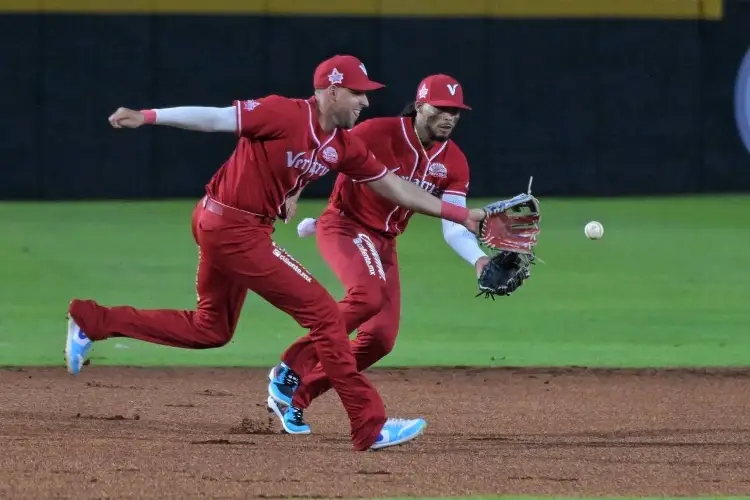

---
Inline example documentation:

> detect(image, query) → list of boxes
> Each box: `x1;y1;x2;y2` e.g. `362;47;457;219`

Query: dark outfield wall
2;0;749;200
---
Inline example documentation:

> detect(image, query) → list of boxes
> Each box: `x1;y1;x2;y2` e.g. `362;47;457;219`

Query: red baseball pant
68;198;386;450
280;208;401;409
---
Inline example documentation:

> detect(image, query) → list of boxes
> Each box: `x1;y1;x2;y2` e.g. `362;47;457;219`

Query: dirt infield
1;366;749;499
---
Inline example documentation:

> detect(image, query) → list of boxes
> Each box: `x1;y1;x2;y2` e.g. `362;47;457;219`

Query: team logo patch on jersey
427;162;447;178
243;100;260;111
322;146;339;164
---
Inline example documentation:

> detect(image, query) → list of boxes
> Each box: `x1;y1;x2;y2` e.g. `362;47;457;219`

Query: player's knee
367;328;397;359
344;285;386;323
205;332;232;348
192;311;234;348
300;292;346;333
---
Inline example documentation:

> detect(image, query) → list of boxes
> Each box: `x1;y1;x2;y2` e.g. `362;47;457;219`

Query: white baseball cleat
266;396;312;435
65;316;93;375
370;418;427;450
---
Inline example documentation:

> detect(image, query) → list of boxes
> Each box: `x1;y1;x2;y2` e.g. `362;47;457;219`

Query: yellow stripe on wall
0;0;723;20
489;0;723;19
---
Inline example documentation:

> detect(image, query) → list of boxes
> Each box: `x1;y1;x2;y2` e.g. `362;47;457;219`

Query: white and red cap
415;74;471;110
313;55;385;92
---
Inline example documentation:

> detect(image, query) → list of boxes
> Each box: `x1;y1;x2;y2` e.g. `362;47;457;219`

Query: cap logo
328;68;344;85
359;63;368;75
446;83;459;96
417;84;429;100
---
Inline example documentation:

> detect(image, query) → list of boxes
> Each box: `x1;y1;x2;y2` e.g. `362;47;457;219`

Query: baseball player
266;75;510;434
64;56;491;451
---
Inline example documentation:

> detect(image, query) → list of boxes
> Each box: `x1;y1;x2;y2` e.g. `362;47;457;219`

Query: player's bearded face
332;87;369;129
418;103;461;142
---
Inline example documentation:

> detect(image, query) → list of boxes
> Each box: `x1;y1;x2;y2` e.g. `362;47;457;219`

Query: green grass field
2;195;749;500
1;195;749;370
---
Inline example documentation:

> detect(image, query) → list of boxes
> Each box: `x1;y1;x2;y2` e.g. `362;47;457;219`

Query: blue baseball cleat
268;362;300;406
267;396;311;435
370;418;427;450
65;316;93;375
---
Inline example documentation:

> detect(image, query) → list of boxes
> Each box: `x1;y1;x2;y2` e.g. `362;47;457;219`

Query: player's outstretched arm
441;193;490;276
108;106;236;133
368;171;486;229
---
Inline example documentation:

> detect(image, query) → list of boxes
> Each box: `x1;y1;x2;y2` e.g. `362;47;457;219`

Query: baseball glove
476;250;536;299
478;191;541;254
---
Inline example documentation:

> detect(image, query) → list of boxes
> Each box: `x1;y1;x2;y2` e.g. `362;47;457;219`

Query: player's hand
462;208;487;234
284;195;300;224
474;256;490;278
108;107;146;129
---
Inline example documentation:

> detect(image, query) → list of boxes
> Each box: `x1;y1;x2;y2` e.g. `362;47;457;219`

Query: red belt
202;197;275;225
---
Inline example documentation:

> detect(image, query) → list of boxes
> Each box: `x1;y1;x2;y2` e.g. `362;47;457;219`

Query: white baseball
584;221;604;240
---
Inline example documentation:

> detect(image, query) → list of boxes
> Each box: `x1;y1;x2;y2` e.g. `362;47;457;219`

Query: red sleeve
443;149;470;197
232;95;298;140
338;133;389;184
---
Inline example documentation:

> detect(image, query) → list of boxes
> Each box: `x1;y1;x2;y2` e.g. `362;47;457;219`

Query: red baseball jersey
205;95;388;219
327;116;470;236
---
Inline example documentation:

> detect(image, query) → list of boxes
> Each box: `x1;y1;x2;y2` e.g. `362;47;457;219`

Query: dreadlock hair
400;101;417;118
